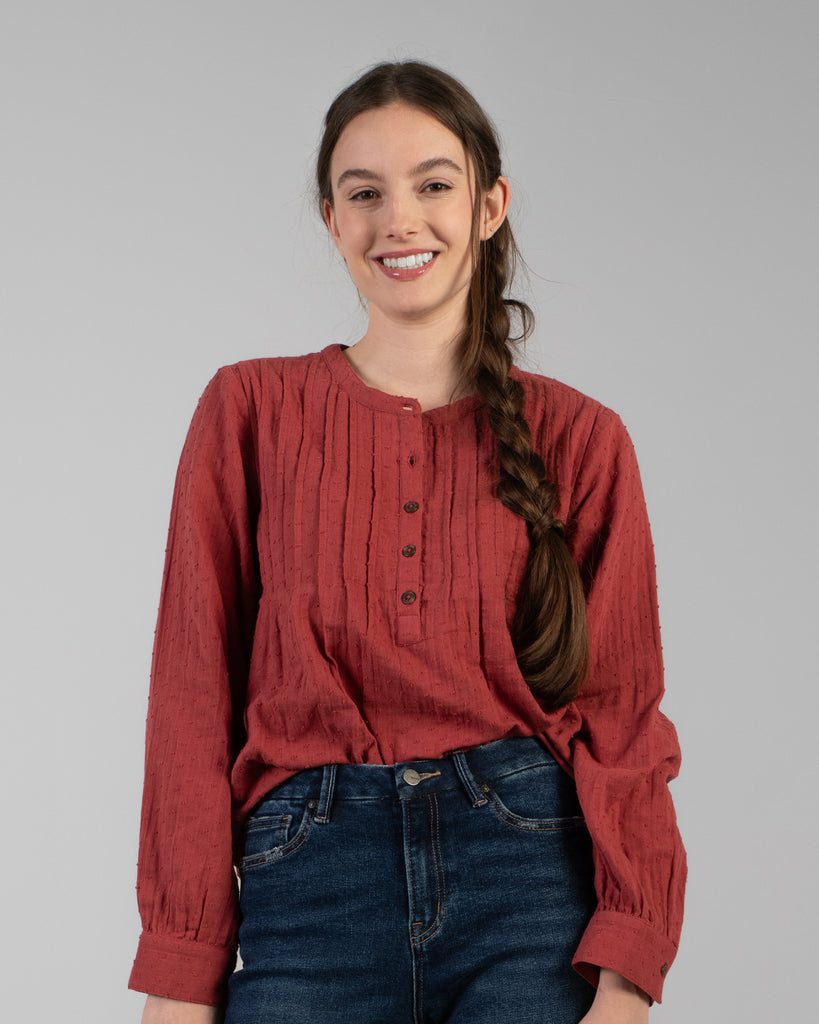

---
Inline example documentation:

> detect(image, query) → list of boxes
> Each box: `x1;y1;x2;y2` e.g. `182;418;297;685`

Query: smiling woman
321;103;508;352
130;61;685;1024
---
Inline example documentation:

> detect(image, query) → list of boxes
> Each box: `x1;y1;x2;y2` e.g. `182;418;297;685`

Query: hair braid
457;224;589;708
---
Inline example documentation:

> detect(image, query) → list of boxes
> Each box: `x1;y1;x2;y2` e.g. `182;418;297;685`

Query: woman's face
324;103;505;330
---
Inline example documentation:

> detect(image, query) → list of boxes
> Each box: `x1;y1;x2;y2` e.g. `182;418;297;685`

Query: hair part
317;60;588;709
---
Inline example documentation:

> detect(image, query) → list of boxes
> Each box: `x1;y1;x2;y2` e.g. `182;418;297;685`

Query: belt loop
315;764;337;824
451;750;488;807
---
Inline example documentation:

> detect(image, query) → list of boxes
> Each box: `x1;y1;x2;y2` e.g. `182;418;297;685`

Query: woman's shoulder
510;365;642;514
510;362;626;447
213;347;328;389
197;347;336;419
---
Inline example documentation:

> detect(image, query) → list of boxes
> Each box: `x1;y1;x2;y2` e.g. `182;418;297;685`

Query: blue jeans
225;737;597;1024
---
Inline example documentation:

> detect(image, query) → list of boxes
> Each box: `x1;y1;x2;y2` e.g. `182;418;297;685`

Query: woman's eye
350;189;378;201
424;181;451;193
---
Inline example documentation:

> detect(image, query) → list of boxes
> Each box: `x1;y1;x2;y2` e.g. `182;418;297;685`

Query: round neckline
320;343;486;423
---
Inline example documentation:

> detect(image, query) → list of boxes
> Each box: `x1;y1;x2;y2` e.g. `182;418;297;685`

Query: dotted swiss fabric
129;343;686;1006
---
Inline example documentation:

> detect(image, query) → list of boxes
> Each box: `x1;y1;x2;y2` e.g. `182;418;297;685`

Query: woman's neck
345;312;473;411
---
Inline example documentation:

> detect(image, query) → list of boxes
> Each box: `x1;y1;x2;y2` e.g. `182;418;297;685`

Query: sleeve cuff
572;909;679;1005
128;931;237;1007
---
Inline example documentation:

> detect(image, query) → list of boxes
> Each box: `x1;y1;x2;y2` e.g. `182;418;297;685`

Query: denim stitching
245;813;292;834
315;764;337;823
404;800;420;946
416;793;447;944
451;750;488;806
403;800;425;1024
481;784;586;832
240;800;318;869
487;759;557;782
414;947;425;1024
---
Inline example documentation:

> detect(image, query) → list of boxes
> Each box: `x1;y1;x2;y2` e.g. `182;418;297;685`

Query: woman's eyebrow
412;157;464;176
335;157;464;190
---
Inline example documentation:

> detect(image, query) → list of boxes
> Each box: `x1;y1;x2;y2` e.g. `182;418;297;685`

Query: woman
131;62;686;1024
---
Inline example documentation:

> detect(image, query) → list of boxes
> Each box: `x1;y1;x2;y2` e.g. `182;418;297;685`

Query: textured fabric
129;343;686;1006
225;737;597;1024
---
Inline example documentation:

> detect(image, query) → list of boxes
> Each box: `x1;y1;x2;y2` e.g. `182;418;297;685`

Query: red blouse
129;343;686;1006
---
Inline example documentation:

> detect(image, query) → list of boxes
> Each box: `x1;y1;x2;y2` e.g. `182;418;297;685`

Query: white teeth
381;252;435;269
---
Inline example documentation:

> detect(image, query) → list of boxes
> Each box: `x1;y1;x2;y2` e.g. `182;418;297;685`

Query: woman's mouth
375;251;438;280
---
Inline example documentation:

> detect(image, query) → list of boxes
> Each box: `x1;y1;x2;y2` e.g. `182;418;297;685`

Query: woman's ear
323;199;343;252
481;175;512;240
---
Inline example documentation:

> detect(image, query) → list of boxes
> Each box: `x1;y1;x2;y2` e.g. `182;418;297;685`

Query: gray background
1;2;816;1021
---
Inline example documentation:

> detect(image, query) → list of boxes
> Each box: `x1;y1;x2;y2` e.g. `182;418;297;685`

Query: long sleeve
544;406;687;1004
129;366;260;1006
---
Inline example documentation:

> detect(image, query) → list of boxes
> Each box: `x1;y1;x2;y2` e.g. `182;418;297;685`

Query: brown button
403;501;419;513
401;590;417;605
402;544;416;557
660;964;668;978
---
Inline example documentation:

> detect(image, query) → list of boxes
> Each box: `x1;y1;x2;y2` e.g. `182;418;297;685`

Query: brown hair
316;61;587;709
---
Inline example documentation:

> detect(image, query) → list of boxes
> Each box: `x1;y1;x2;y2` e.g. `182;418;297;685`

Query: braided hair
316;61;588;709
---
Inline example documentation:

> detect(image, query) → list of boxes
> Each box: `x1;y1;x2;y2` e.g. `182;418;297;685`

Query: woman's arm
130;366;261;1005
579;969;650;1024
141;995;224;1024
541;401;686;1004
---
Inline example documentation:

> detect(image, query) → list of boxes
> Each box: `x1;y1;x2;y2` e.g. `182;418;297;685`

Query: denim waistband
255;736;558;822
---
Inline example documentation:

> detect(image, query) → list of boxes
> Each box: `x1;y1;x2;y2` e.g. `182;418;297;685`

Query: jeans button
403;769;422;786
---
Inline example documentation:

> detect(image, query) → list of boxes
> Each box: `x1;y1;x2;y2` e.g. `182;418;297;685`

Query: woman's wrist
597;967;649;1000
141;994;224;1024
586;969;650;1021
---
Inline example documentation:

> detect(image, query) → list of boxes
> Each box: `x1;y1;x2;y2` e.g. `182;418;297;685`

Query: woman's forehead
330;103;467;178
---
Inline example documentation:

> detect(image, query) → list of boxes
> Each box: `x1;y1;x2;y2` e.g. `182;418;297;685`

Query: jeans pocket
479;761;587;833
240;798;318;870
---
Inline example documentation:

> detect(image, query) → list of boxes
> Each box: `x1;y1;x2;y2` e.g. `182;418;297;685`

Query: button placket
397;403;423;644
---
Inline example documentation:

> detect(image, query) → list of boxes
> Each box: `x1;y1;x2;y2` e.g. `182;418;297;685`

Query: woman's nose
383;193;419;239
